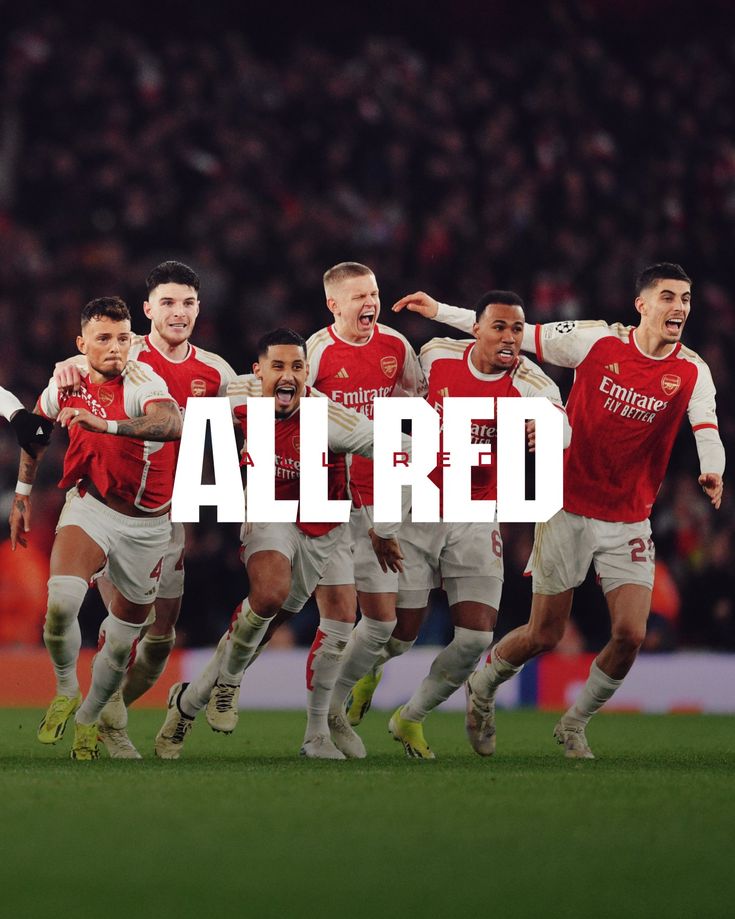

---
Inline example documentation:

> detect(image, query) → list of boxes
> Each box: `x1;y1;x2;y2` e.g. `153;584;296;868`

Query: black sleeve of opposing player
8;409;54;458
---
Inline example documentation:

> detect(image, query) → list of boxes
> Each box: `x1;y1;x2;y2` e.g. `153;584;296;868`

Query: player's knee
45;575;88;637
612;622;646;651
249;587;288;616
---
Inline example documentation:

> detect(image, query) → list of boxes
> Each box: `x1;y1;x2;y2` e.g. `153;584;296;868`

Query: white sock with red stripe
329;616;396;715
122;629;176;705
305;618;354;739
44;575;87;697
402;627;494;722
76;611;144;724
471;645;524;700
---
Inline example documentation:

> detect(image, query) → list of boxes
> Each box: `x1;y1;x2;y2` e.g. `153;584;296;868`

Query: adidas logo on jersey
604;363;620;374
335;368;349;379
439;387;450;397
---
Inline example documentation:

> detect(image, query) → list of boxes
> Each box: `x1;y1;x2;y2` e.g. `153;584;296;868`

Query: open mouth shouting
358;310;376;332
275;383;297;413
496;345;517;365
664;316;685;336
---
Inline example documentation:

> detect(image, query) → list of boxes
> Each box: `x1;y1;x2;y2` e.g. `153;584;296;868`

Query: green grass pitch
0;708;733;919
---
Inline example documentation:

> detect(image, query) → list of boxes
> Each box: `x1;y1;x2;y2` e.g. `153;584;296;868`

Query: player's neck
332;322;372;346
469;345;506;377
87;367;118;385
633;326;676;360
148;328;191;361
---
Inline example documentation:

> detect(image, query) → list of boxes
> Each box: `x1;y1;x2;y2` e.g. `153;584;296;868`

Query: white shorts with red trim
240;521;347;613
397;520;504;608
317;505;399;594
157;521;186;599
528;509;655;596
56;487;171;606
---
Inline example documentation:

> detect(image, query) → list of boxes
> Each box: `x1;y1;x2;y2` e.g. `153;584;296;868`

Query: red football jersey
306;323;426;505
39;361;177;512
421;338;566;501
226;378;380;537
530;320;720;522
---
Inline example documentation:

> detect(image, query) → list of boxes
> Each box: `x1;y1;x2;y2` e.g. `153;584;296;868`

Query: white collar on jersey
467;344;511;381
330;324;376;347
631;328;679;361
146;335;193;364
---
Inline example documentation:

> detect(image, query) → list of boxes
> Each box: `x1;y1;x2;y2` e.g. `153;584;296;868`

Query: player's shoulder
226;373;261;397
419;336;472;358
676;343;708;367
191;345;237;379
375;323;411;349
123;359;167;388
512;354;555;389
306;327;333;355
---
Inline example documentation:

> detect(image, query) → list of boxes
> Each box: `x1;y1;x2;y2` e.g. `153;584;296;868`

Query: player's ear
76;335;86;354
472;322;480;339
252;361;261;377
326;297;338;317
143;300;153;319
634;296;645;317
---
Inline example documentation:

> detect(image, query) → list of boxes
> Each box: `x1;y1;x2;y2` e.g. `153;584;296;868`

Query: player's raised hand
9;409;54;458
392;291;440;318
698;472;723;509
369;529;405;573
53;358;86;394
526;420;536;453
57;406;107;433
9;493;31;550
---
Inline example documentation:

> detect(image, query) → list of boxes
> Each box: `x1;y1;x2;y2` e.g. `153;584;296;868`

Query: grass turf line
0;708;733;919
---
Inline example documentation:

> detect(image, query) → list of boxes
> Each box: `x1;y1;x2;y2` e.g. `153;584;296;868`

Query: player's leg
38;506;108;744
553;518;655;758
180;548;292;719
555;583;651;759
394;576;497;759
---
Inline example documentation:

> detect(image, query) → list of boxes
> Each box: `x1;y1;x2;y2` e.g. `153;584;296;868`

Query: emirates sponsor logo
604;363;620;374
191;378;207;397
661;374;681;396
98;388;114;407
380;356;398;379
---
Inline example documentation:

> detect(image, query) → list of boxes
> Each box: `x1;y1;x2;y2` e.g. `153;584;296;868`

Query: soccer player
367;291;569;758
154;328;406;760
0;387;54;458
54;261;236;758
205;261;425;759
394;263;725;758
10;297;182;760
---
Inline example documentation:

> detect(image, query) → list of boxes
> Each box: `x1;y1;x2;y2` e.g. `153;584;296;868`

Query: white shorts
157;521;186;599
317;505;399;594
529;509;655;596
397;521;504;609
240;521;347;613
57;488;171;606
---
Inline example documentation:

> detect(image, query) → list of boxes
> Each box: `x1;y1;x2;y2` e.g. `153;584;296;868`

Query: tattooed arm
9;445;46;551
58;400;182;441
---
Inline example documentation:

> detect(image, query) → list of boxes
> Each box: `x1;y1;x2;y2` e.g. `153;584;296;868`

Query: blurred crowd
1;2;733;651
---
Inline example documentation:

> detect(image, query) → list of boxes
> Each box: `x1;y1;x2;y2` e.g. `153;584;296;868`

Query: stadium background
1;0;733;709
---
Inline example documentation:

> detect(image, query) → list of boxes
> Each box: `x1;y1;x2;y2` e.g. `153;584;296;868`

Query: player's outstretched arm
392;291;440;318
368;529;404;573
9;446;45;550
698;472;723;510
59;400;182;441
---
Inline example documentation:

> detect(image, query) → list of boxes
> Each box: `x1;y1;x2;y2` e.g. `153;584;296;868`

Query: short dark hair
146;260;200;296
81;296;131;329
256;328;307;360
474;290;524;321
635;263;691;296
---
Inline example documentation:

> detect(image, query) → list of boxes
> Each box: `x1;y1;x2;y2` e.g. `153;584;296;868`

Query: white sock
43;576;87;696
181;600;274;717
305;619;354;739
329;616;396;714
472;645;524;700
563;660;624;727
376;634;416;666
403;627;493;722
122;629;176;705
179;634;227;718
76;612;144;724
